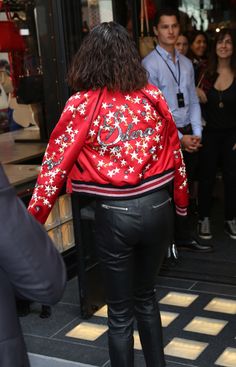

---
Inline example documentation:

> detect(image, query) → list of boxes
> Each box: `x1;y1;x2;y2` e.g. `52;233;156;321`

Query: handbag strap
144;0;150;35
197;72;205;88
140;0;150;36
140;0;144;36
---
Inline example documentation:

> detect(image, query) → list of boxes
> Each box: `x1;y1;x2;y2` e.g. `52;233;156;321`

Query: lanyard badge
177;92;185;108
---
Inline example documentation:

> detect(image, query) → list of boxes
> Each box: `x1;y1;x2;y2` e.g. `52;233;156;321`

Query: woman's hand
181;135;202;153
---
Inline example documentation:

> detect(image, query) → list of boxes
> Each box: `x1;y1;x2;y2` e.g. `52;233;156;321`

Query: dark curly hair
67;22;148;92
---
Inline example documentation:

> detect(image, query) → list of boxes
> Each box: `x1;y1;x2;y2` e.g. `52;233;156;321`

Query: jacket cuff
175;205;187;216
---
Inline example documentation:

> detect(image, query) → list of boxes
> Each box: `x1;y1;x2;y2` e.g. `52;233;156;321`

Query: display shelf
45;194;75;253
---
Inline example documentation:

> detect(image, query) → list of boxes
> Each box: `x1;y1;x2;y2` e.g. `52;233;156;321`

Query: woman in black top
197;28;236;240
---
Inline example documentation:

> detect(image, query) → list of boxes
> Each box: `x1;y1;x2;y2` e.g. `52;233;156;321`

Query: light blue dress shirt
142;45;202;139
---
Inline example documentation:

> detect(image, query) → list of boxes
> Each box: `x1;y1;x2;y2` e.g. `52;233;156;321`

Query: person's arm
188;63;202;138
28;91;101;224
142;56;159;88
0;165;66;305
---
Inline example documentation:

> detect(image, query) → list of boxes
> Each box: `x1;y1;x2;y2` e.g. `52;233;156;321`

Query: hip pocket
152;197;172;210
101;203;129;212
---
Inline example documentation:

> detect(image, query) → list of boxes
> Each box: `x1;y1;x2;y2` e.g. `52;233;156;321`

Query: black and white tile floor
21;276;236;367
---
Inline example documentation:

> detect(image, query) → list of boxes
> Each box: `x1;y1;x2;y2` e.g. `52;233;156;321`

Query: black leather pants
95;190;174;367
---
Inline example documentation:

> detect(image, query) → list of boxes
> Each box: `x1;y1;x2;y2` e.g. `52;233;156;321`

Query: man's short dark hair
154;8;180;27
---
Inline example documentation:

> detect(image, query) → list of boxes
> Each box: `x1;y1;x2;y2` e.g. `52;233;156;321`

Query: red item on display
0;7;25;52
146;0;157;20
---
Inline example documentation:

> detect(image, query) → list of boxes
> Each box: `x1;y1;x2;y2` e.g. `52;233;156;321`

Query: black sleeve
0;164;66;305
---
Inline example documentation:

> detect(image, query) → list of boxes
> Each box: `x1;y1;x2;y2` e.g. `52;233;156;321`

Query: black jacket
0;164;66;367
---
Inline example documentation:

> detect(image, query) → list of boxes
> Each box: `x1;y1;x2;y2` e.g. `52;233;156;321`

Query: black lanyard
155;48;181;91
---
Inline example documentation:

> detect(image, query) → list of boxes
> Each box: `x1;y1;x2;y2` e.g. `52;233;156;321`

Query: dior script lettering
98;122;155;146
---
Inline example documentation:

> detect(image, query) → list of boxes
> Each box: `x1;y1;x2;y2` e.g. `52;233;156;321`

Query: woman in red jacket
29;22;188;367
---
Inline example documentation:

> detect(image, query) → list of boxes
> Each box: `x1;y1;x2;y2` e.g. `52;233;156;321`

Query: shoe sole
177;246;213;253
225;230;236;240
198;234;213;240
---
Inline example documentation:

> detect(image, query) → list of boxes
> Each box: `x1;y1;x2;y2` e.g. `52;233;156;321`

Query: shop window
0;0;44;136
81;0;113;34
177;0;236;32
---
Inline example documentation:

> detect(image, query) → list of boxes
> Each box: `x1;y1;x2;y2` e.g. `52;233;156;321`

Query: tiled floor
20;276;236;367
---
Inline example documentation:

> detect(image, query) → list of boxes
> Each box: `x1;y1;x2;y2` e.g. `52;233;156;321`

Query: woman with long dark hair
28;22;188;367
187;30;208;77
197;28;236;240
187;30;209;104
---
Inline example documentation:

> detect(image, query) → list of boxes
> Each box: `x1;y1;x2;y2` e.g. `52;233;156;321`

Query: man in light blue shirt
142;8;213;253
142;10;201;151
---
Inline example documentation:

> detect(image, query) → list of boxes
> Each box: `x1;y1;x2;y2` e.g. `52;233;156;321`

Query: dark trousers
198;128;236;220
95;190;174;367
175;125;199;242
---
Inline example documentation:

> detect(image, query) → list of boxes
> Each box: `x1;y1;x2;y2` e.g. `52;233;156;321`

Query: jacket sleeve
0;164;66;305
28;91;99;224
167;110;189;215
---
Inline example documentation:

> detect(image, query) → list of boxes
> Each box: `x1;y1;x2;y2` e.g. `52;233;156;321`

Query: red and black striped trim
71;170;175;199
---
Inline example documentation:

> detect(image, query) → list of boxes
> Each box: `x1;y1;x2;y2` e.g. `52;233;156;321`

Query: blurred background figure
142;8;212;254
0;59;12;133
187;30;209;86
197;28;236;240
184;31;209;214
175;32;189;56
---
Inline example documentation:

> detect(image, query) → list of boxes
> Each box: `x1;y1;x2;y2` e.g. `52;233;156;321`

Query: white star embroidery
144;104;151;111
120;115;127;123
68;105;76;112
102;102;108;109
66;126;73;134
114;167;120;174
134;97;141;104
132;116;140;125
108;170;114;177
131;151;138;160
89;129;96;137
144;115;151;122
154;135;160;143
93;119;99;126
43;198;50;205
107;111;114;119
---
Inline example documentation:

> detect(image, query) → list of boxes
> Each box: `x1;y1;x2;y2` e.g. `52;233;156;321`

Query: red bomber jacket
28;84;189;224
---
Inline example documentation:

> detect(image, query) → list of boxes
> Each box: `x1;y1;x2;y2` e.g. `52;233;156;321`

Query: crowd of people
143;8;236;244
